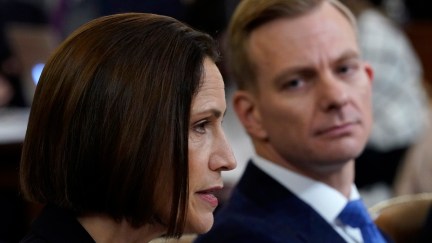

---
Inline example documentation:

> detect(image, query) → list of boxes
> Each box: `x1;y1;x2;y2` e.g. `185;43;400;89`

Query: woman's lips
196;187;222;208
197;193;219;207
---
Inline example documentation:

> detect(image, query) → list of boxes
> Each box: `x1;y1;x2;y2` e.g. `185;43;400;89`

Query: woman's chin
184;215;214;234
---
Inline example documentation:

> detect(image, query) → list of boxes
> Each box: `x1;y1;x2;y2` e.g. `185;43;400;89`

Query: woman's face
185;57;236;233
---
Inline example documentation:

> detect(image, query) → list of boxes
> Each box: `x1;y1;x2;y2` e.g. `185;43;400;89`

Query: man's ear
364;62;374;85
233;90;268;140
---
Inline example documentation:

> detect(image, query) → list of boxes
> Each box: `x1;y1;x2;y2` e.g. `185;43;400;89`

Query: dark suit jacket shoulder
195;161;347;243
20;205;95;243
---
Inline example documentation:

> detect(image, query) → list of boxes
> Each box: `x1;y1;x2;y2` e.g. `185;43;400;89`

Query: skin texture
234;2;374;197
79;58;236;242
186;57;237;233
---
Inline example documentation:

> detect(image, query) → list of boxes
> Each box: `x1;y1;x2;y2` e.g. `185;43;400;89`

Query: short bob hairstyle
227;0;355;92
20;13;219;237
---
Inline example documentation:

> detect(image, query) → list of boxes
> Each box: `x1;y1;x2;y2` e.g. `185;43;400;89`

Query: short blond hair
226;0;356;91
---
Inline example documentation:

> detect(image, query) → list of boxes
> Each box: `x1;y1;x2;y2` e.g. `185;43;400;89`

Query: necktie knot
338;199;373;228
338;199;387;243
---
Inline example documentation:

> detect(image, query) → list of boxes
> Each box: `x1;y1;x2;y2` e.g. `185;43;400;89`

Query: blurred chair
393;99;432;196
369;193;432;242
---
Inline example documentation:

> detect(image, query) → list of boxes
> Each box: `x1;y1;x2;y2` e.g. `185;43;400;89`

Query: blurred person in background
0;22;28;108
340;0;430;205
0;3;34;241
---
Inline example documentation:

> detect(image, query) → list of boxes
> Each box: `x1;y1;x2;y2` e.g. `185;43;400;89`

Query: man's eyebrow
336;50;360;63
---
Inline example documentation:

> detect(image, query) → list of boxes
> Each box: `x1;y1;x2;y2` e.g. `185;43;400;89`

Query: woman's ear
233;90;268;140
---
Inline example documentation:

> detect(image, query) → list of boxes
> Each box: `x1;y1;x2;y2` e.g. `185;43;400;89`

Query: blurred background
0;0;431;242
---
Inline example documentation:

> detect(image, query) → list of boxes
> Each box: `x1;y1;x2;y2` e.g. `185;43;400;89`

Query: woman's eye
194;121;209;134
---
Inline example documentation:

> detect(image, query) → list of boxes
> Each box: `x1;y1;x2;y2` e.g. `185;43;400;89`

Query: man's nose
318;73;349;111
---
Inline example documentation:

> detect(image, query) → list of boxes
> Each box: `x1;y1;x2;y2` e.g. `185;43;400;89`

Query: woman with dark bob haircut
20;13;236;242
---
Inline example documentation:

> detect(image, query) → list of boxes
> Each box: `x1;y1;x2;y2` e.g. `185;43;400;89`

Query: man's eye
337;63;358;76
338;66;351;74
283;79;304;90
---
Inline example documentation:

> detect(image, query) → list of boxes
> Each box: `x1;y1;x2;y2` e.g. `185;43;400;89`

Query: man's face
242;2;373;173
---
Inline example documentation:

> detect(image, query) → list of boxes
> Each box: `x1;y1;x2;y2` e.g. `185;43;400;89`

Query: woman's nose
209;131;237;172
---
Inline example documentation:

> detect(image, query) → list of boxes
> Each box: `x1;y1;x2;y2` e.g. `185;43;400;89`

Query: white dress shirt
253;155;365;243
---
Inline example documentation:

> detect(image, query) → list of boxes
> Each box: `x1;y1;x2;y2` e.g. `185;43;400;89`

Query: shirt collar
252;155;360;224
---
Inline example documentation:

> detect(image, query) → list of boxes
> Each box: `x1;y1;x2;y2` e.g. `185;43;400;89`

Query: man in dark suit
196;0;390;242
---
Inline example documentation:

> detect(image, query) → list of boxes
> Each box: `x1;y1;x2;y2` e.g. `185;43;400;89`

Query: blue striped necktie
338;199;387;243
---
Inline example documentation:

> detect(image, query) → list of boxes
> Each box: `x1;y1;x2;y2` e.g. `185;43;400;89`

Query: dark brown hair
226;0;355;91
20;13;219;237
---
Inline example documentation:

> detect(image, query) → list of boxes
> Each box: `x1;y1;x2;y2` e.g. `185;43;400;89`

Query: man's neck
255;145;355;198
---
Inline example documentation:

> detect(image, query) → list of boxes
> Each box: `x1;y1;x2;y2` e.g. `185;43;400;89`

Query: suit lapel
236;161;346;242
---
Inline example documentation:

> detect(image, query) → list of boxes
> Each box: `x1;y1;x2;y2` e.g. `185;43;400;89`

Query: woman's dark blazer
20;205;94;243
